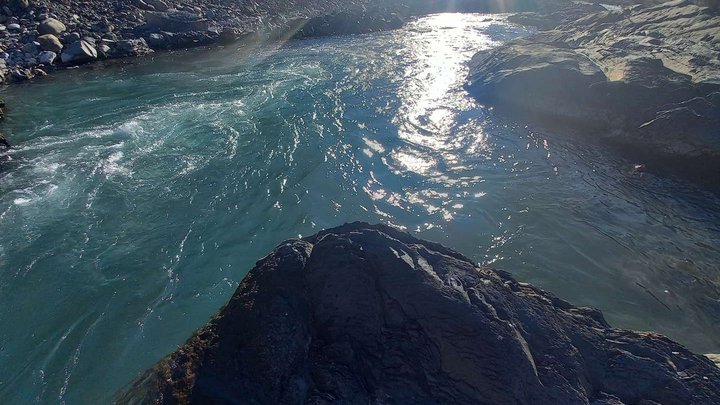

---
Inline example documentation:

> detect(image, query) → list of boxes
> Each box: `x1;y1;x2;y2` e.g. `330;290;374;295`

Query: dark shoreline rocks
466;1;720;188
116;222;720;405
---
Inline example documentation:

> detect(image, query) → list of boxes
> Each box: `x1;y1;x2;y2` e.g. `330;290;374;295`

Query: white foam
13;197;31;205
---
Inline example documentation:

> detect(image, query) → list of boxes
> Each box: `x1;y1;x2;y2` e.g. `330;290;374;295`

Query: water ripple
0;13;719;405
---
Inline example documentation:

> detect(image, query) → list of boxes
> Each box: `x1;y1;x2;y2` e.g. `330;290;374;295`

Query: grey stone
97;44;110;57
145;11;210;33
38;50;55;64
9;67;31;81
60;40;96;64
146;32;167;49
38;18;66;36
21;41;39;55
11;0;29;9
37;34;62;52
108;38;153;58
62;32;80;44
146;0;169;12
0;135;9;151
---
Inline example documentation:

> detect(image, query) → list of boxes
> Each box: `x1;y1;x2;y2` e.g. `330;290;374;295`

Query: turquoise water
1;14;719;403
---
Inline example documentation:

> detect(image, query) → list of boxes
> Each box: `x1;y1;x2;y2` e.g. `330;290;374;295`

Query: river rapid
1;13;719;404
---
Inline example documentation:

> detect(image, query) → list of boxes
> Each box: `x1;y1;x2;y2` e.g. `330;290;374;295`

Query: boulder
108;38;153;58
61;32;80;44
11;0;29;9
144;11;210;33
292;12;405;38
466;1;720;187
21;41;39;55
37;18;66;36
145;0;169;12
38;50;55;64
116;223;720;404
146;32;167;49
133;0;156;12
60;40;97;64
91;21;114;34
97;43;110;57
37;34;62;52
0;134;9;151
9;67;31;82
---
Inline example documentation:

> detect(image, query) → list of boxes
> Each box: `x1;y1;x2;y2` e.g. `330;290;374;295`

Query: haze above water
1;14;719;404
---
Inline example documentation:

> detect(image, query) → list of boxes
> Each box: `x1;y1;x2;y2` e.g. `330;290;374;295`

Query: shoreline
466;0;720;190
2;0;719;191
0;0;564;149
0;0;561;85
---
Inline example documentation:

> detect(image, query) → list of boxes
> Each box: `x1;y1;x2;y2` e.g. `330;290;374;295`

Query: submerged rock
117;223;720;404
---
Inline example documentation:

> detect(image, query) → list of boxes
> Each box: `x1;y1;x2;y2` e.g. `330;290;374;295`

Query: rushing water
1;13;719;404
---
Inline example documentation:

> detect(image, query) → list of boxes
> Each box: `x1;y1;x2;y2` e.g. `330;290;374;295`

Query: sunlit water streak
0;13;719;404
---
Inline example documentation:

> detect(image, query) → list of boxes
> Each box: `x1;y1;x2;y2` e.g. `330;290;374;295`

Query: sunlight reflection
378;14;508;222
392;149;436;174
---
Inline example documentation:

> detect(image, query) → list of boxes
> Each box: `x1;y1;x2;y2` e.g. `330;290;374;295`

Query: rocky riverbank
467;0;720;188
0;0;572;85
0;0;386;83
116;223;720;404
0;0;525;152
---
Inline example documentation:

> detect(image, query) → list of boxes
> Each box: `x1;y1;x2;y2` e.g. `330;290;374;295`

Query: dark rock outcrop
0;134;9;151
144;11;211;33
467;1;720;187
60;39;97;64
117;223;720;404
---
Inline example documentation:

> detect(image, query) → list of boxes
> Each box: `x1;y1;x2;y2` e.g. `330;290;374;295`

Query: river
1;13;719;404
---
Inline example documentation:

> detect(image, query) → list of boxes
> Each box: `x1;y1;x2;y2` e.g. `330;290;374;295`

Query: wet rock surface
467;0;720;187
117;223;720;405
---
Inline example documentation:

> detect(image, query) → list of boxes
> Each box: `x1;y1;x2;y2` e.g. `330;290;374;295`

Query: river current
1;14;719;404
